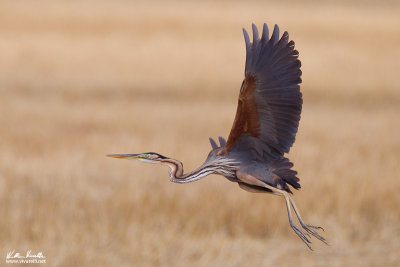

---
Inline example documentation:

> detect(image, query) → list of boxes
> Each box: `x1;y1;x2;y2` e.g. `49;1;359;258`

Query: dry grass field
1;0;400;266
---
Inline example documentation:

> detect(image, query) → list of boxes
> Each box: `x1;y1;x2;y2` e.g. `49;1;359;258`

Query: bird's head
107;152;167;164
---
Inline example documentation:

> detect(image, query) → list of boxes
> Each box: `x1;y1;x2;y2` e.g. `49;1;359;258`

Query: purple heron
108;23;327;249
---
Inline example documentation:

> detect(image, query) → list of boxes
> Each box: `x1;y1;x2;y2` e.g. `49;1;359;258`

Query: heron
108;23;327;249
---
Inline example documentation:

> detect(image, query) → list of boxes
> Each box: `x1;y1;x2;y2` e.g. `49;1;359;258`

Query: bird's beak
107;154;141;160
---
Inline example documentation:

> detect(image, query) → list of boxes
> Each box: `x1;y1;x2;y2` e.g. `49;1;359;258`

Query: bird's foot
300;223;328;245
290;223;313;250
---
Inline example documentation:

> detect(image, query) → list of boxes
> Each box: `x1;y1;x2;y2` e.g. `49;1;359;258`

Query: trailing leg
288;196;328;245
283;193;313;249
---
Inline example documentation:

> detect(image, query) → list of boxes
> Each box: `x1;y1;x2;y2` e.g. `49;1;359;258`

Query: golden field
0;0;399;265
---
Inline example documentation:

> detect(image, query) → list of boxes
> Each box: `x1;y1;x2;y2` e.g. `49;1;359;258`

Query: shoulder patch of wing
226;75;260;151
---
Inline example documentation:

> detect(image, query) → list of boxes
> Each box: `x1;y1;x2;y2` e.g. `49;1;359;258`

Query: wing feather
226;23;303;158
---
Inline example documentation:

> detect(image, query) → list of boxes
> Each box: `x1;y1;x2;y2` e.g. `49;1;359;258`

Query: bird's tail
270;157;300;193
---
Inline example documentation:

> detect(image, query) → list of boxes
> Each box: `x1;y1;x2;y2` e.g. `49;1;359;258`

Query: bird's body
109;23;327;249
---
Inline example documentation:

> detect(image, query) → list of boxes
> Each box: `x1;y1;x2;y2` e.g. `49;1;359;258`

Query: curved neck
160;158;215;183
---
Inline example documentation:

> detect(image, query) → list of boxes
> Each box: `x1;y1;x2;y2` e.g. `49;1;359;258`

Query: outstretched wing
225;23;302;159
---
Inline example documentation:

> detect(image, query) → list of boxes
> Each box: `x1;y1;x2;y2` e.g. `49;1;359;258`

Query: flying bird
108;23;327;249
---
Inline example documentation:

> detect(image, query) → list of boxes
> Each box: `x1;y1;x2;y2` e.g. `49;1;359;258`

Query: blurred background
0;0;399;265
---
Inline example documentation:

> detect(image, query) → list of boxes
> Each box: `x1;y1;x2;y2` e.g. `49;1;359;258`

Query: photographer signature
6;250;45;259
